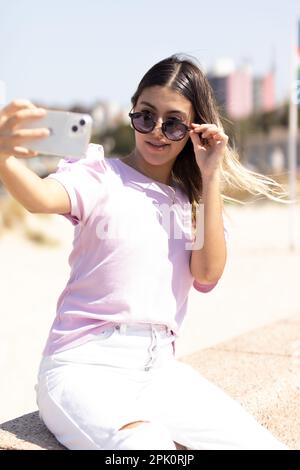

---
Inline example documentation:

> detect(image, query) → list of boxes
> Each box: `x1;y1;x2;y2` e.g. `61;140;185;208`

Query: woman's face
133;86;195;166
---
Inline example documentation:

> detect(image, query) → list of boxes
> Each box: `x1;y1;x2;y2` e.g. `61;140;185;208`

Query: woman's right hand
0;99;50;160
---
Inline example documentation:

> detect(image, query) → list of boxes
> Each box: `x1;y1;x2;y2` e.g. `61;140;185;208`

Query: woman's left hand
189;123;228;180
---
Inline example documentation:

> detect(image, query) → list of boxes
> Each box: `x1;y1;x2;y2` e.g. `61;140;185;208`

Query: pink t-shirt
42;144;227;356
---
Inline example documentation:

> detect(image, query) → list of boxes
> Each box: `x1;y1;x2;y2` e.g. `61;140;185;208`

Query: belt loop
144;325;158;371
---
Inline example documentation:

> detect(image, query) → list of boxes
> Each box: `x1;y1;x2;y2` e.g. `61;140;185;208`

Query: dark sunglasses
128;110;192;141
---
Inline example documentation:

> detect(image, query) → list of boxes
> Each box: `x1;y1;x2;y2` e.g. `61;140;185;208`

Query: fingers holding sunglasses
190;123;219;135
190;123;228;143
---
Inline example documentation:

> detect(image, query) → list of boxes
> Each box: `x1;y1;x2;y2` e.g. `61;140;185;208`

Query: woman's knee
119;420;149;431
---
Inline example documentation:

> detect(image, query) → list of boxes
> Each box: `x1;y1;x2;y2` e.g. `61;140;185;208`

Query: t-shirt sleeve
193;215;230;293
44;143;109;225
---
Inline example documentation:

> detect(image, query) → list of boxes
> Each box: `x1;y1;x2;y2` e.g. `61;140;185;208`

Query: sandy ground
1;201;300;424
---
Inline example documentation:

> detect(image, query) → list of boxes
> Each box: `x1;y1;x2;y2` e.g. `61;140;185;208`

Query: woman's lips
146;141;169;150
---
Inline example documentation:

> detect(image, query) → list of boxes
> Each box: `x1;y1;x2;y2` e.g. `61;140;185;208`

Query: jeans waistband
38;323;175;374
114;323;173;336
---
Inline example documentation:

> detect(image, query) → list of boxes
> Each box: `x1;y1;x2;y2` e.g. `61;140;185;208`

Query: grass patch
23;227;60;247
0;196;60;247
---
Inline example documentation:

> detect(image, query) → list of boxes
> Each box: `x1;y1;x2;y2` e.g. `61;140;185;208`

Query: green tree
93;124;135;156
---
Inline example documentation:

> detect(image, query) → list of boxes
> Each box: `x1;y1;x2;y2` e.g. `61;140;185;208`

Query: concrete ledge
1;314;299;450
0;411;65;450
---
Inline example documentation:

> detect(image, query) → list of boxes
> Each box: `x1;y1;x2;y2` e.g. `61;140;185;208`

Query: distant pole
288;19;299;251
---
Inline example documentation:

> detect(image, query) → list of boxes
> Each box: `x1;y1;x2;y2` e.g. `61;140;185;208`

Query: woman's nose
151;118;164;136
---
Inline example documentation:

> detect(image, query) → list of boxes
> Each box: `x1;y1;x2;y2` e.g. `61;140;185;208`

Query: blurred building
244;127;300;174
226;64;253;119
92;101;129;134
261;72;276;112
207;58;234;112
207;59;253;119
253;72;276;113
207;59;276;119
253;77;263;112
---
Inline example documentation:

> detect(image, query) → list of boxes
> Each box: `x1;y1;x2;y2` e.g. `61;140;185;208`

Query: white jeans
35;323;288;450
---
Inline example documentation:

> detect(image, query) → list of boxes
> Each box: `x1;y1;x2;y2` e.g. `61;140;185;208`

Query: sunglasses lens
131;112;154;133
164;120;187;141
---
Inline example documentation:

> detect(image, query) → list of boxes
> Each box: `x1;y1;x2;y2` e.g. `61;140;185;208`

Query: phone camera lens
79;119;86;126
72;125;78;132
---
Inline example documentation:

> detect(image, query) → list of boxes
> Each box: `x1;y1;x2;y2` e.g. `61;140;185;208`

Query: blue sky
1;0;299;109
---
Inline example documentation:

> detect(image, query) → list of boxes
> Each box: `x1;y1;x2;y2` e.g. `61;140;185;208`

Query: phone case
20;110;93;159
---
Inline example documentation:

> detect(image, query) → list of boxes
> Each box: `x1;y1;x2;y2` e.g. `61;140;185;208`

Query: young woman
0;54;289;450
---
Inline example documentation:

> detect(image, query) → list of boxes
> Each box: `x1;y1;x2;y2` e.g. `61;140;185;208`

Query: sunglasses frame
128;111;192;141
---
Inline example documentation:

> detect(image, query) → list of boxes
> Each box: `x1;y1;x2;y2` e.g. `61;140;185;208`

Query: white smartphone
18;110;93;159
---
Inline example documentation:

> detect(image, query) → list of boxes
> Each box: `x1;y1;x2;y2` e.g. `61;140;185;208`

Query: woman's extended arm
0;100;71;214
0;156;70;214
